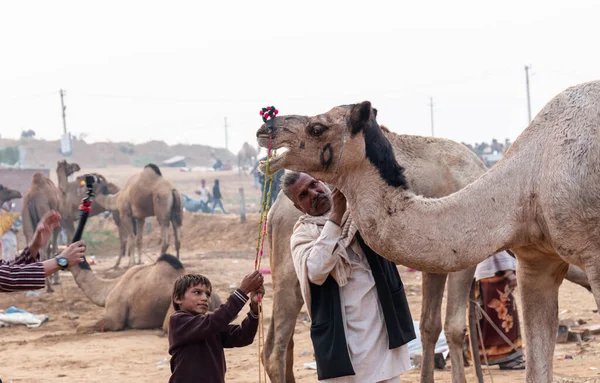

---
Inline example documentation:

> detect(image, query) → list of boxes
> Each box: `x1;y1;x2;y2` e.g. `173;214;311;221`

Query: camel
0;185;21;207
256;81;600;382
71;253;221;333
55;161;127;256
264;185;593;383
94;164;183;268
21;172;62;292
238;141;259;174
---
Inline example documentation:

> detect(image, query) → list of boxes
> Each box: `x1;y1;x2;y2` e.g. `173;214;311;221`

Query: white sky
1;0;599;155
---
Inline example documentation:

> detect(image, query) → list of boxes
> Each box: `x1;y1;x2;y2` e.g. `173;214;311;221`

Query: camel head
255;102;409;188
0;185;22;202
57;160;81;177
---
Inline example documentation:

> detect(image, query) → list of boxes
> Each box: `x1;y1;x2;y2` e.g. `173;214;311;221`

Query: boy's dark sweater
168;289;258;383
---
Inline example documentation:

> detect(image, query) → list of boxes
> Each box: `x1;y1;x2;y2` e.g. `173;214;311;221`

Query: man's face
289;173;332;216
175;283;211;315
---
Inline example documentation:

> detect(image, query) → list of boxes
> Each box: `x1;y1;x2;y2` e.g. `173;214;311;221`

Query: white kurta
291;215;410;383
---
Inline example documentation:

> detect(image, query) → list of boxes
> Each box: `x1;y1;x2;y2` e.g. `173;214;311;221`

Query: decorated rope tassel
254;105;278;383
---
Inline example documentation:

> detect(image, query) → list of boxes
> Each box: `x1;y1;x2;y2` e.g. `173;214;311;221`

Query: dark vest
309;231;416;380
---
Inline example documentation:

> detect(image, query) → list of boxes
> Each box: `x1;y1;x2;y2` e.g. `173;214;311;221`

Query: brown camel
94;164;183;268
0;185;22;207
72;253;221;333
257;81;600;383
21;172;62;292
55;161;127;256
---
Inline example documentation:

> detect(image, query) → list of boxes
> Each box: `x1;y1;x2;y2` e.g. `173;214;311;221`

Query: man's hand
328;188;347;227
60;241;87;268
250;285;266;314
29;211;62;259
238;270;264;295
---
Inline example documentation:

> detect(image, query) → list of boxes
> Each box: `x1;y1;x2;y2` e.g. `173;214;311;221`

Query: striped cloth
0;247;45;292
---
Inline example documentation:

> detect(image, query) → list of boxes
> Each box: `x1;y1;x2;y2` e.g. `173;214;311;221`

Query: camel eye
308;124;328;137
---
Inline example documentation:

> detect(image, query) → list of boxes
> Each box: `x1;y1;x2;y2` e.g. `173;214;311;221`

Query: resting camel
72;253;221;333
0;185;21;207
263;159;591;383
22;172;62;292
94;164;183;268
257;81;600;383
55;161;126;255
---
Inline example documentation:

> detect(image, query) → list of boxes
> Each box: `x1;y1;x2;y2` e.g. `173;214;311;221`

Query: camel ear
350;101;373;135
373;108;378;119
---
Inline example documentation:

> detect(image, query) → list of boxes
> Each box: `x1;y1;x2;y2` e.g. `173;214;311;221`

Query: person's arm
0;261;46;292
169;289;249;347
305;221;342;285
221;288;263;348
1;247;36;266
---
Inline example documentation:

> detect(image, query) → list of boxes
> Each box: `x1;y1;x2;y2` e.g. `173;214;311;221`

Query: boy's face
175;283;211;315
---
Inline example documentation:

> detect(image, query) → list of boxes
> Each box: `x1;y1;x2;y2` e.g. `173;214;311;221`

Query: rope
254;106;278;383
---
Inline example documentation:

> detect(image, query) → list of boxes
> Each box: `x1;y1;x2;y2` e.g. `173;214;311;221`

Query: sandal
499;358;526;370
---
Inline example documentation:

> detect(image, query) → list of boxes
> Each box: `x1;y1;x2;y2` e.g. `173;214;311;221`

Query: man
0;210;85;292
283;171;415;382
0;201;20;261
195;179;211;213
471;251;525;370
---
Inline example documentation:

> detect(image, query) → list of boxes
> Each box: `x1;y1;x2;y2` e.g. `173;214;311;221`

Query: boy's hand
238;271;264;295
250;285;265;314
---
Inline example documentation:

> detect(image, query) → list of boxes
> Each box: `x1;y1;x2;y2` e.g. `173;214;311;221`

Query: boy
168;271;265;383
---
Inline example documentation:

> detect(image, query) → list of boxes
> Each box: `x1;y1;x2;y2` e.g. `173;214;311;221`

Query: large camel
22;172;62;292
0;185;21;206
94;164;183;268
256;81;600;382
263;162;592;383
55;161;126;255
72;253;221;333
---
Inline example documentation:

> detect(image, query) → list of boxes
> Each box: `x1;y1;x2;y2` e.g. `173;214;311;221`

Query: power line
60;89;67;135
224;117;229;151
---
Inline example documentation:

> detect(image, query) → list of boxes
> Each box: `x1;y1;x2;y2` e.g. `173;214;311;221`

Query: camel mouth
258;152;286;175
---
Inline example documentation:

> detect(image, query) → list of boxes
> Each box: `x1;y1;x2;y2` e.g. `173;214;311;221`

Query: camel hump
157;253;184;270
144;164;162;176
31;172;46;184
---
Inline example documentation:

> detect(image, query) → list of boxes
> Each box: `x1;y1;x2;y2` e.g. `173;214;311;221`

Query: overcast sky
1;0;599;155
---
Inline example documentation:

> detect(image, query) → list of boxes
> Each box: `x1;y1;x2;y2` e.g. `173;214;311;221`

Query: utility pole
224;117;229;151
60;89;67;135
524;65;532;123
429;97;435;137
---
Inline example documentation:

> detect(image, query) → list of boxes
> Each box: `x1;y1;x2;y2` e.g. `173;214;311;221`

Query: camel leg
564;264;591;292
50;228;60;285
517;251;568;383
171;220;181;259
134;218;146;265
264;286;303;383
63;216;75;244
76;304;128;334
114;214;134;269
112;211;127;262
444;267;475;383
419;271;448;383
43;244;54;293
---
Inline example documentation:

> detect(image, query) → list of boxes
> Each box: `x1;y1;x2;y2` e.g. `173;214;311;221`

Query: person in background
471;251;525;370
210;179;227;214
0;201;20;261
195;179;211;213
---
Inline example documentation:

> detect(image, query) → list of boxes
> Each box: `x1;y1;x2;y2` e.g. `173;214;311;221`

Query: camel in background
55;161;127;256
0;185;21;207
94;164;182;268
21;172;62;292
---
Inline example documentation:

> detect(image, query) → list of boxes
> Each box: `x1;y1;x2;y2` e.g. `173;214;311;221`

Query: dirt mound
0;137;235;168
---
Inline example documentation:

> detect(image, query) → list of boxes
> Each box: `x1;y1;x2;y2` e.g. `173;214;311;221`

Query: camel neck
57;170;69;195
337;153;530;273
